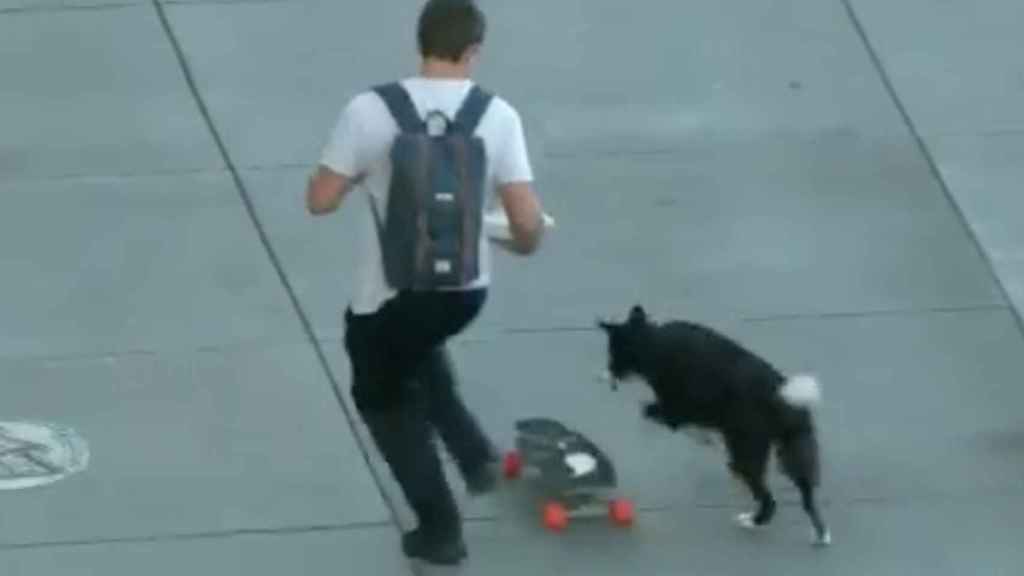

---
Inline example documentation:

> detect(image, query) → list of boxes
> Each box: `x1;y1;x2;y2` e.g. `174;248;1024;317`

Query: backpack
368;81;493;291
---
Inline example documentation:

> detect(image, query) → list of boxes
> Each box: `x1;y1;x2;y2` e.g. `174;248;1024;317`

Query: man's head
417;0;486;67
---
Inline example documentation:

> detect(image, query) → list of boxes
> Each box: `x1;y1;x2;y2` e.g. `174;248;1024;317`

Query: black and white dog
597;305;831;546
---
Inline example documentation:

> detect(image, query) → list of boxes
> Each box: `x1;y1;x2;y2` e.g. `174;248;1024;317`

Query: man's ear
461;43;481;65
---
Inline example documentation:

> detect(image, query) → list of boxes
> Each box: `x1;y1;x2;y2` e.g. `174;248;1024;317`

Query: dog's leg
796;479;831;547
733;470;776;528
683;427;717;447
726;442;775;529
777;434;830;546
643;402;687;430
643;400;694;431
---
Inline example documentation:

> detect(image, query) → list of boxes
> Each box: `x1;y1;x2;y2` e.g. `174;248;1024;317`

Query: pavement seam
0;1;137;15
0;499;876;551
148;0;411;565
0;164;312;187
0;339;335;364
0;521;394;552
161;0;288;6
838;0;1024;340
739;302;1009;324
0;167;227;186
431;303;1013;338
307;302;1013;346
0;0;285;16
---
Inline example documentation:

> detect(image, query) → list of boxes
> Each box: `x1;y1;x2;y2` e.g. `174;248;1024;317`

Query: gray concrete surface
1;1;1022;575
845;0;1024;319
0;174;301;356
0;5;220;178
6;526;410;576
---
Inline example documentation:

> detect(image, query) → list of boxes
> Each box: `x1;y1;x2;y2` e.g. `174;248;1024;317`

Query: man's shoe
401;528;467;565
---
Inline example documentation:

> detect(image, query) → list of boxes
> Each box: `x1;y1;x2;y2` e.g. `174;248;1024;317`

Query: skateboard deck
502;417;635;531
484;208;556;240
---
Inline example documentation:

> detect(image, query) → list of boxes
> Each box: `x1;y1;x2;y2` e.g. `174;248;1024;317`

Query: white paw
735;512;759;530
813;529;832;547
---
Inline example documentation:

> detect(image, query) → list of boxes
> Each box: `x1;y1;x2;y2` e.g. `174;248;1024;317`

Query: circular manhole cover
0;421;90;490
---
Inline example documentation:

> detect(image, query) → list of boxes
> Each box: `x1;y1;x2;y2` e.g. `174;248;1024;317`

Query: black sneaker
401;528;467;565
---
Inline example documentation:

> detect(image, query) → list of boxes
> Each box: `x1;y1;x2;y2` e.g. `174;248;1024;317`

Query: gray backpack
369;82;493;291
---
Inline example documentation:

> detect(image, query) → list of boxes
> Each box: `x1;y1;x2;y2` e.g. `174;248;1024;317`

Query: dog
597;305;831;546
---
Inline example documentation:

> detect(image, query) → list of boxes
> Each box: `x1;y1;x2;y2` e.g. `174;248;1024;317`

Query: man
306;0;545;566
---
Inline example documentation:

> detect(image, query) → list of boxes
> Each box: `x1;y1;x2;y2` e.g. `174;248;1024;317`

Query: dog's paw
813;529;832;547
735;512;760;530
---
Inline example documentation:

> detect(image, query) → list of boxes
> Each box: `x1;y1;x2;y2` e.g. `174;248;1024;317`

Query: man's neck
419;57;471;80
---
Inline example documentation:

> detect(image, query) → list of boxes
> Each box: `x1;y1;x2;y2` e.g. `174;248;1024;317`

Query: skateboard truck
502;417;635;531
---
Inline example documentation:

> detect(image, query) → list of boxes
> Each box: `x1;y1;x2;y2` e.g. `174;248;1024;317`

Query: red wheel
608;498;635;527
503;450;522;479
543;501;569;532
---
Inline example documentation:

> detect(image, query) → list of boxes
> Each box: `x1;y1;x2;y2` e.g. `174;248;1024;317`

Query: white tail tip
779;374;821;407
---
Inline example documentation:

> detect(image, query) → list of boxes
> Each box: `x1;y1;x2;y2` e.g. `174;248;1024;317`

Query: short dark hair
417;0;486;62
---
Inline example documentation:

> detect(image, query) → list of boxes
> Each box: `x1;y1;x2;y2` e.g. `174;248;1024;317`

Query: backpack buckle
424;110;450;136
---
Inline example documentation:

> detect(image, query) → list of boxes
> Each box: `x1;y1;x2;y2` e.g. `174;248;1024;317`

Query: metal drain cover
0;421;90;490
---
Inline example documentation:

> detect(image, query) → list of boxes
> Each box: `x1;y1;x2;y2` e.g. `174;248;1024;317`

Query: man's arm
489;102;544;255
493;181;544;255
306;165;362;215
308;94;368;216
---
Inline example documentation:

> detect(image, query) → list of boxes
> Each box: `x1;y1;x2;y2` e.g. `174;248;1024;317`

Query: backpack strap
372;82;425;133
367;83;419;253
450;85;493;135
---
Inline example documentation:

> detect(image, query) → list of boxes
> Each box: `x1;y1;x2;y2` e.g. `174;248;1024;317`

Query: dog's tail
778;374;822;408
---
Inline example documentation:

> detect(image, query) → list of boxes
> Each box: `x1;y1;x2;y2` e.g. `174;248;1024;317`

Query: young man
306;0;546;566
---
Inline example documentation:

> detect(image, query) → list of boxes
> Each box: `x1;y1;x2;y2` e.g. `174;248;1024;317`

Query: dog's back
648;320;817;440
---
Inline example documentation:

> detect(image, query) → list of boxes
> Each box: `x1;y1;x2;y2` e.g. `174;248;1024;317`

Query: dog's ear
628;305;647;325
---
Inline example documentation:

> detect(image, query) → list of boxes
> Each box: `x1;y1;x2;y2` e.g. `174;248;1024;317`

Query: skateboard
483;208;556;240
501;417;635;532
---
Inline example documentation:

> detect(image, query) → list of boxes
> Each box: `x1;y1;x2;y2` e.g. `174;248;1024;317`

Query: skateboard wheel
543;502;569;532
608;498;635;527
503;450;522;479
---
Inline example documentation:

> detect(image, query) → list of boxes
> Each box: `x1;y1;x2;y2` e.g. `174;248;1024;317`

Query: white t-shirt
320;76;534;315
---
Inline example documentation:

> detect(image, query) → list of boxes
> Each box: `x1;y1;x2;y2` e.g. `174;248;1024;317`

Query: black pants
344;288;486;411
343;288;493;534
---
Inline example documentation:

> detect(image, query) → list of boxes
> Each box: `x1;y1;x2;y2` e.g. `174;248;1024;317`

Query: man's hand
306;165;361;215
